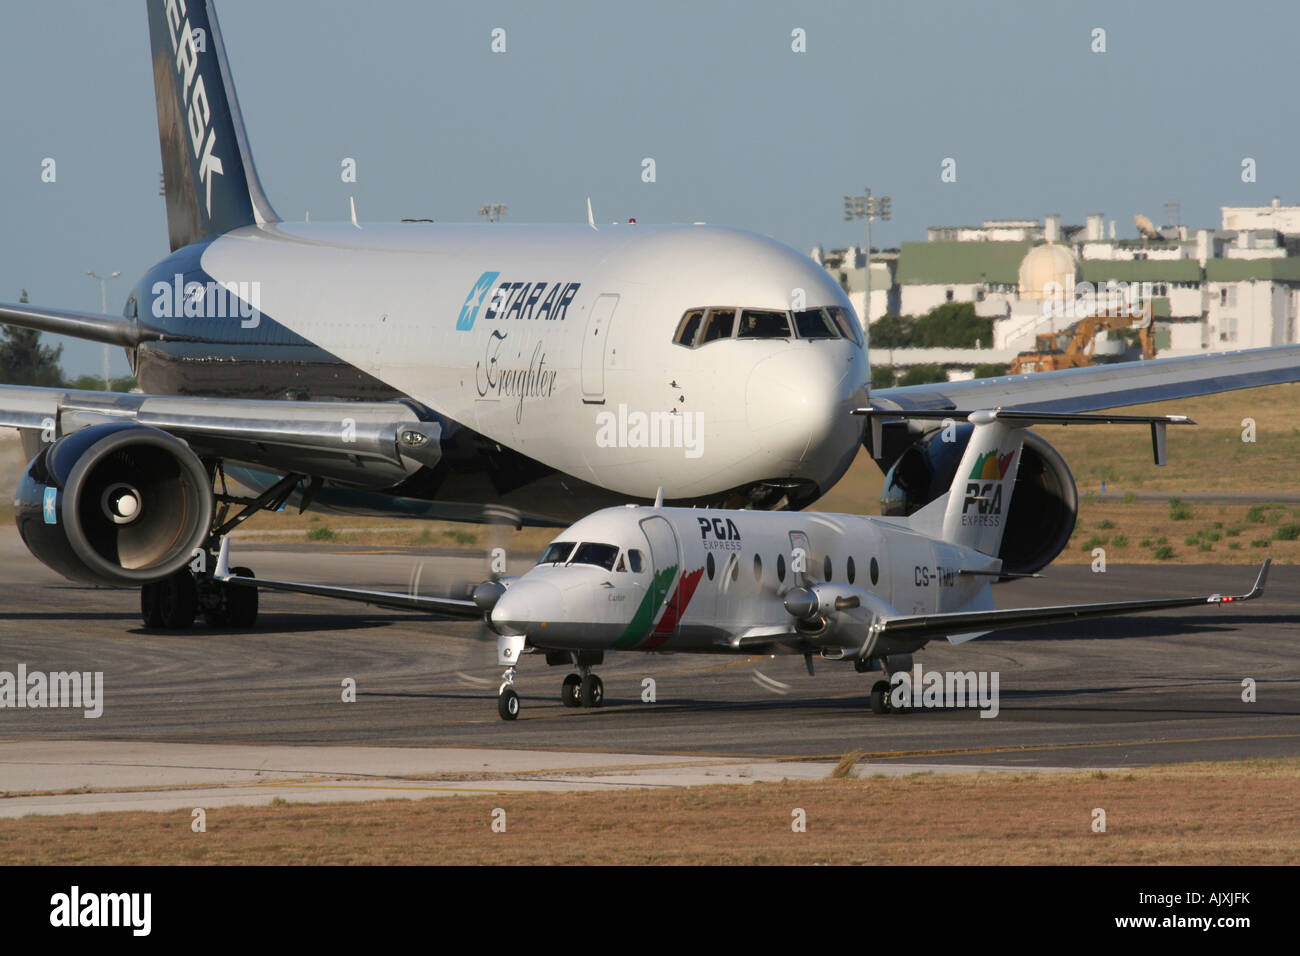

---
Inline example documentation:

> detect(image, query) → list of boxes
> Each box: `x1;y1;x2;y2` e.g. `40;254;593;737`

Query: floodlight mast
843;189;890;343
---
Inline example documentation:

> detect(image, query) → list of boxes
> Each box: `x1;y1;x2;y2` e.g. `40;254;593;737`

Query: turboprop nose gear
496;633;527;720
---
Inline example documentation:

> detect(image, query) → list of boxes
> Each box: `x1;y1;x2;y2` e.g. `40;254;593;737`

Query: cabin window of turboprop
706;552;715;580
776;553;786;583
537;542;575;565
569;542;620;571
870;556;880;586
846;556;856;584
729;554;739;583
824;555;833;581
753;553;763;585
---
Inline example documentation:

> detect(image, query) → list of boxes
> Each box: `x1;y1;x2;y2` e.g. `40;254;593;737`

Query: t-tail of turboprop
854;406;1195;558
147;0;279;251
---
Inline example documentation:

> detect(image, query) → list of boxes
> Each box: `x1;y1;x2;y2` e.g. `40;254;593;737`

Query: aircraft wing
871;344;1300;413
213;537;487;619
0;382;440;489
867;561;1269;649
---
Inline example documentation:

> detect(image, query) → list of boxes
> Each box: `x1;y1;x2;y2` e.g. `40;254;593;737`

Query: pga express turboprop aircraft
213;408;1270;719
1;0;1298;633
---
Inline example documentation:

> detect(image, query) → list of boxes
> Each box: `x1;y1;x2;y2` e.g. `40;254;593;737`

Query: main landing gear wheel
144;569;197;630
498;687;520;720
579;674;604;708
869;679;893;715
561;673;582;707
225;567;259;628
140;581;164;628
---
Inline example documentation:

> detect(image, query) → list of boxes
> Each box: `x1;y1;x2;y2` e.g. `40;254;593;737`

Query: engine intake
880;423;1077;576
14;423;213;587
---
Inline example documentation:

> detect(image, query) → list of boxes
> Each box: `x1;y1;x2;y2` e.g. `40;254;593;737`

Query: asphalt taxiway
0;528;1296;813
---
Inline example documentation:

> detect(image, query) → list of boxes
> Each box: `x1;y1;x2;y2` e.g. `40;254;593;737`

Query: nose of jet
490;579;567;635
745;347;866;472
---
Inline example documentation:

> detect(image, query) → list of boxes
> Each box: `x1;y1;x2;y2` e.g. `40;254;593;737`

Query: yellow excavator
1010;303;1156;374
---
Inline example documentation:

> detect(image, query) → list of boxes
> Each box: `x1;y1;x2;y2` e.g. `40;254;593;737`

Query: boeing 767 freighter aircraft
2;0;1300;630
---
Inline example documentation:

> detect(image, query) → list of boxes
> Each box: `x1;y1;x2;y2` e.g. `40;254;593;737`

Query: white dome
1018;243;1079;300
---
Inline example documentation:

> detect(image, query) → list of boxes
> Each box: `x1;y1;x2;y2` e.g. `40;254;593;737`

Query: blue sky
1;0;1295;375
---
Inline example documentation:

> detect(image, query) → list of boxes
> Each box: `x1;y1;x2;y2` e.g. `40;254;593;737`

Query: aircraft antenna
653;486;664;508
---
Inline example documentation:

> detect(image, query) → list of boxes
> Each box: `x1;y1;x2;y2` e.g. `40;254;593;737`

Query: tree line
0;290;136;391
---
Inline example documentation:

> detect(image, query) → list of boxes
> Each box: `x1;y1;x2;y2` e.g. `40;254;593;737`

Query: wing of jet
0;381;440;488
871;345;1300;413
867;560;1269;648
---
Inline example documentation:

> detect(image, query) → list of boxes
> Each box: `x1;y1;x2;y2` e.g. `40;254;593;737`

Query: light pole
843;189;891;343
86;270;121;390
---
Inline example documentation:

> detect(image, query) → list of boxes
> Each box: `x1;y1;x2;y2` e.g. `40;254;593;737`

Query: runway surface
0;527;1296;812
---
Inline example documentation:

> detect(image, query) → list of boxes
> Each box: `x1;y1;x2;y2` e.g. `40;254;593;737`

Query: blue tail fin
147;0;278;251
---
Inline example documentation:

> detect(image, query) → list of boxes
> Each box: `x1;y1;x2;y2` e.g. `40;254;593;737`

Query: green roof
896;240;1031;284
1079;259;1202;283
1205;258;1300;282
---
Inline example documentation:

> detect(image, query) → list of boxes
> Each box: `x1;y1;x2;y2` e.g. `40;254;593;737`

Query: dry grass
1057;499;1300;565
0;759;1295;865
830;749;866;779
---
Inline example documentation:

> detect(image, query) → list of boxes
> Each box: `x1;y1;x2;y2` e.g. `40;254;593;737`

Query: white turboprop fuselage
488;503;1000;655
164;221;869;505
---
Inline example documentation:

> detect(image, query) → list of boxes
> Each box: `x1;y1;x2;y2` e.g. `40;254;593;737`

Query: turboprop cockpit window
537;542;575;565
569;543;620;571
627;549;645;573
737;309;792;339
792;307;840;339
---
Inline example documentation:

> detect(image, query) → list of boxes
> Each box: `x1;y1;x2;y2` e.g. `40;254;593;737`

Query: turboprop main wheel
498;687;520;720
869;680;893;715
580;674;604;708
561;673;582;707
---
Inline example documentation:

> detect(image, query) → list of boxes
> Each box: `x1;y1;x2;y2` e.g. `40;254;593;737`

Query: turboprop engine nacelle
783;582;898;648
14;423;213;587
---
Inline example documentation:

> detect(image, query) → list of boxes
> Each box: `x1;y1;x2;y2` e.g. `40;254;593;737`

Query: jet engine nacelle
14;423;213;587
879;423;1078;576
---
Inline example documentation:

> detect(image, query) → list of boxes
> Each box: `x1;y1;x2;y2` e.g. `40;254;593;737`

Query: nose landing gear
498;666;520;721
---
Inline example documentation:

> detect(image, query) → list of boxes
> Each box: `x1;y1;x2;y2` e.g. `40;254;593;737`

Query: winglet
215;535;231;580
587;196;596;230
1247;559;1271;600
1211;559;1270;604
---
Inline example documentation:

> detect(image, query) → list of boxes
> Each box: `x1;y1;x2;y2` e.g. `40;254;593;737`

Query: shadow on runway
989;613;1295;641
